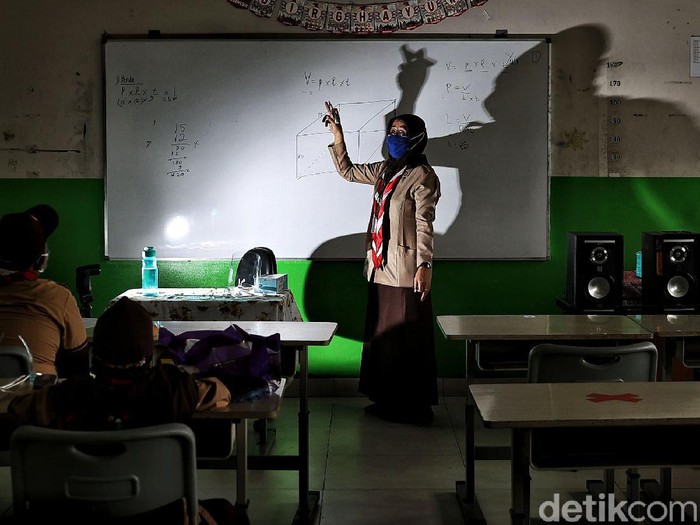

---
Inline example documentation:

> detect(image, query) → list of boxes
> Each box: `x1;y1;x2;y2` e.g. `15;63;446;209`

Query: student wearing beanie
10;297;238;523
0;204;88;378
9;297;230;430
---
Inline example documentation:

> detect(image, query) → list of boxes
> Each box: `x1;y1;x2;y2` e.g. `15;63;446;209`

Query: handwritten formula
114;74;178;108
166;123;198;177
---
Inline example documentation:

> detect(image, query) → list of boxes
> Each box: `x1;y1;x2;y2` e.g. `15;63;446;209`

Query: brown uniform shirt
0;278;87;376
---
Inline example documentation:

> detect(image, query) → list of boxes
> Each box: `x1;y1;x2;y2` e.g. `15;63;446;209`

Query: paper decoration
228;0;252;8
351;5;375;33
419;0;447;24
443;0;468;17
327;4;352;32
250;0;276;17
397;0;422;30
301;1;329;30
227;0;488;33
375;4;399;33
278;0;304;25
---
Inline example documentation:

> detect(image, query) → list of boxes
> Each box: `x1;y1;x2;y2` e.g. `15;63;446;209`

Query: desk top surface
82;319;337;346
628;314;700;337
0;377;286;420
114;288;291;302
470;381;700;428
158;320;337;346
437;314;653;341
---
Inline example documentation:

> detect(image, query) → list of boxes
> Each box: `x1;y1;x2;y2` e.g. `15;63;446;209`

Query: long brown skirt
358;282;438;407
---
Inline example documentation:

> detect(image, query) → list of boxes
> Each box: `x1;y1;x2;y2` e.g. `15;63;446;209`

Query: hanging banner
229;0;488;32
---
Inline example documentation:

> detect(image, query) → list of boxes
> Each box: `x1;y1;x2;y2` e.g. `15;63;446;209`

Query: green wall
2;177;699;377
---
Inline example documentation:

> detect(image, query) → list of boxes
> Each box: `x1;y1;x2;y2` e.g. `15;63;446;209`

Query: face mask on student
386;135;410;159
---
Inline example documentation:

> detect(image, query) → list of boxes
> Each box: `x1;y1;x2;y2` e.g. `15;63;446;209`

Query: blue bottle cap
143;246;157;257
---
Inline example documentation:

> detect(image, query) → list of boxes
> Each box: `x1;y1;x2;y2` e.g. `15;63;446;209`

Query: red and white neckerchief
370;168;405;269
0;269;39;286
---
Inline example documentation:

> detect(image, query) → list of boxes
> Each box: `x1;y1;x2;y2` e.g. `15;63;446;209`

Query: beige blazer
329;142;440;288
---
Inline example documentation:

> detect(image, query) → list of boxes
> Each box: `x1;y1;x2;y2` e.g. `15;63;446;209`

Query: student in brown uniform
0;204;88;378
9;297;237;524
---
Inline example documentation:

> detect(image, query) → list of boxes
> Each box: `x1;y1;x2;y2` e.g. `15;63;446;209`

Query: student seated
9;297;238;524
9;296;230;429
0;204;88;378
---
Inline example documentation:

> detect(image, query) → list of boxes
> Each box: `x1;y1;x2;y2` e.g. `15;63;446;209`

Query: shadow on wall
551;24;700;180
303;24;700;340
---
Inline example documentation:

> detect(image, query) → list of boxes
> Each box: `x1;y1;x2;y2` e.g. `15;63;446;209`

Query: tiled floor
3;392;700;524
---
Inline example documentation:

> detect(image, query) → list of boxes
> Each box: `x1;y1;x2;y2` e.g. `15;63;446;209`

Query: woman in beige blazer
324;101;440;424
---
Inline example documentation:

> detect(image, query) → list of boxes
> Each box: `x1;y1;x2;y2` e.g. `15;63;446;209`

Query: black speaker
642;231;700;311
565;232;624;311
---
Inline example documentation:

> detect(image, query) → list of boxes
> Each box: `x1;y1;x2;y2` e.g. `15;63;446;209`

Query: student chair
76;263;102;317
9;423;198;524
526;341;658;497
0;346;34;466
0;346;33;377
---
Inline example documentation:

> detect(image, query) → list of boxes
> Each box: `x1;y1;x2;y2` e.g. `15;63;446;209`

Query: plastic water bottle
142;246;158;296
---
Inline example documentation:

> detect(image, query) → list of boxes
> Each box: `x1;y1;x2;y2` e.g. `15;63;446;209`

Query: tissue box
259;273;288;293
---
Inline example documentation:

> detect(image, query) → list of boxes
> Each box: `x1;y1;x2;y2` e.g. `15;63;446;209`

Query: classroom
2;1;700;524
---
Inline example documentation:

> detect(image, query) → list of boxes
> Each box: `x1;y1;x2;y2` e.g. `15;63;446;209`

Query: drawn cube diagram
295;99;396;179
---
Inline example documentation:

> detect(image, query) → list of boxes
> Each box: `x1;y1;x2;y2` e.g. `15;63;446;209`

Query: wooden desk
628;314;700;379
10;319;337;525
110;288;302;322
471;381;700;525
438;314;653;342
436;314;654;524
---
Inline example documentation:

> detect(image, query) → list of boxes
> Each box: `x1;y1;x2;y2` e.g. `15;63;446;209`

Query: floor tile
325;453;465;491
320;488;464;525
5;394;700;524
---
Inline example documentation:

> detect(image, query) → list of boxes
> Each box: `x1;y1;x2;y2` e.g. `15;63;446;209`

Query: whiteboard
104;37;550;260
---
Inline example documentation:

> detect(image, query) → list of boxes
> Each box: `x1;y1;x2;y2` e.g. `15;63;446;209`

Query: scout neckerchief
370;167;405;269
0;269;39;286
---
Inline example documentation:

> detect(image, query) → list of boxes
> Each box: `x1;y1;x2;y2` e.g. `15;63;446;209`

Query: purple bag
158;324;281;398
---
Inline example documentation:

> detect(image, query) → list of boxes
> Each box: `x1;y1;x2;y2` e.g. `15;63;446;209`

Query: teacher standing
323;101;441;424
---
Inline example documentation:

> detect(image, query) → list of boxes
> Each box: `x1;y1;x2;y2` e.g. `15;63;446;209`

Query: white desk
471;381;700;525
47;319;336;525
436;314;654;524
110;288;303;322
159;321;337;525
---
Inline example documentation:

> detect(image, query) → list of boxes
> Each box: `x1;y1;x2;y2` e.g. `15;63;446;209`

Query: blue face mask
386;135;410;159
